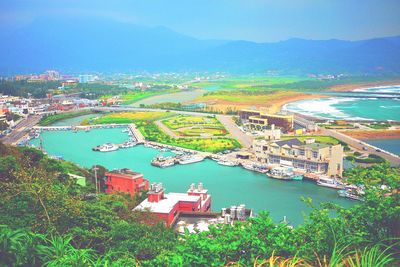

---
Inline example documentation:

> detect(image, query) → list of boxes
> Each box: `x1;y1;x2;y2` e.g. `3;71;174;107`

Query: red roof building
134;182;211;226
105;169;149;197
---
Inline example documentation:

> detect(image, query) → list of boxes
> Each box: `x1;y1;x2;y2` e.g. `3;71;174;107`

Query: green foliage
0;142;399;266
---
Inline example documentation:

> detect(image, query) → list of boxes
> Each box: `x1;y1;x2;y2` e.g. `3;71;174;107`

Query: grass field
137;122;239;153
281;135;341;145
162;115;228;137
83;111;174;124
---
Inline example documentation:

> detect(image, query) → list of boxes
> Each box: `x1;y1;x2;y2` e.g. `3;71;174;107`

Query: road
321;128;400;166
216;115;254;148
1;115;42;145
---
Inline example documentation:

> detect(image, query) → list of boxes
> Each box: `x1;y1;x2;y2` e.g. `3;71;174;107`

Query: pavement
216;115;254;149
1;115;42;145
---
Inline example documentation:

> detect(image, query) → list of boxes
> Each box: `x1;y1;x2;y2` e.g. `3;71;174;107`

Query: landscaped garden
82;111;174;124
137;121;240;153
162;115;228;137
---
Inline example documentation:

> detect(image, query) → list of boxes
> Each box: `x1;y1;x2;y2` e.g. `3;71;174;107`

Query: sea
284;85;400;121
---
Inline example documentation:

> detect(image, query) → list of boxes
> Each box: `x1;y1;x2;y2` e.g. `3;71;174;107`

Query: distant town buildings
105;169;149;197
239;108;294;133
253;138;343;177
79;74;98;83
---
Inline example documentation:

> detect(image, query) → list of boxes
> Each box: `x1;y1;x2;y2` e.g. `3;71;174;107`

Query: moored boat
151;155;176;168
268;167;303;181
178;155;205;165
317;176;345;189
97;143;119;152
217;160;238;167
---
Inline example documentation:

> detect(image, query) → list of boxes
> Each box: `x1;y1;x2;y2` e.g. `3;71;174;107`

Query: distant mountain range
1;17;400;75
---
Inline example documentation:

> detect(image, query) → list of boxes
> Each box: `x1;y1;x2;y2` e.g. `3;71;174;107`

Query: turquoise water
30;128;353;225
363;139;400;156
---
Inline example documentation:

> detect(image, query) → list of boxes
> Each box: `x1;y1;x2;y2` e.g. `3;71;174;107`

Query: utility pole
93;165;99;194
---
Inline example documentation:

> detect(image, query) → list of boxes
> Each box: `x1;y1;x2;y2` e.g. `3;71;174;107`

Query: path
155;120;179;139
216;115;254;149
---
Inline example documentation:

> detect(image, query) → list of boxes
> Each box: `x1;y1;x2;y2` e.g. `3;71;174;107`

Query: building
253;138;343;177
239;108;294;132
264;124;281;140
105;169;149;197
79;74;98;83
134;182;212;226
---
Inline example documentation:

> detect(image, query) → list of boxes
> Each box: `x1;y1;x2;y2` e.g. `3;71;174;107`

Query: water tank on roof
198;182;204;191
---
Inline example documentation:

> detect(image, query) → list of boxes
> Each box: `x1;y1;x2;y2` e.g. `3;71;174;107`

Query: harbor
28;127;354;225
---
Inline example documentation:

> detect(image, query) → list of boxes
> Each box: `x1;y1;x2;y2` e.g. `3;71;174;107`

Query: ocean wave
353;85;400;93
285;97;356;120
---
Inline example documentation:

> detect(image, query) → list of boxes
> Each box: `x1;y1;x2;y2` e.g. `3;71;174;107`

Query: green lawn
281;135;341;145
162;115;229;137
137;122;239;153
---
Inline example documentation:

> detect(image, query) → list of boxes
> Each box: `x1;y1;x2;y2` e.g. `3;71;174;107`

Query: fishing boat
119;141;136;148
268;167;303;181
338;186;364;201
151;155;176;168
317;176;345;189
217;160;238;167
242;164;268;173
98;143;119;152
178;155;205;165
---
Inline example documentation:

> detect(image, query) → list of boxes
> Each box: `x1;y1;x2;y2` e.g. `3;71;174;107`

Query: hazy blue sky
1;0;399;42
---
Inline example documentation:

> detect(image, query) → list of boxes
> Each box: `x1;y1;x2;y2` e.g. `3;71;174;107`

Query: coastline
340;129;400;140
329;80;400;92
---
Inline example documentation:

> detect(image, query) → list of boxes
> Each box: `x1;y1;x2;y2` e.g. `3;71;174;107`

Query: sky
1;0;400;42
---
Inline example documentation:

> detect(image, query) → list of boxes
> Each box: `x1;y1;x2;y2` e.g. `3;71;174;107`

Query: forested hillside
0;143;399;266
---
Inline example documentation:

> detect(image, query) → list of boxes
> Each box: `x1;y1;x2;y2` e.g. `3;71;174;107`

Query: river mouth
29;127;353;225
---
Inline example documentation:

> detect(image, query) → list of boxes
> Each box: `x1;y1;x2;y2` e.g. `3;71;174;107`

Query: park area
137;121;240;153
161;115;228;137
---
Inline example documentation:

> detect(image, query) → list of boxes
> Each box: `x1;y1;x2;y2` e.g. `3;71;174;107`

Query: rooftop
134;192;201;214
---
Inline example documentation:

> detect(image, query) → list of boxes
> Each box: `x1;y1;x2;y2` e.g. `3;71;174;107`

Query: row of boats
92;140;137;152
151;154;205;168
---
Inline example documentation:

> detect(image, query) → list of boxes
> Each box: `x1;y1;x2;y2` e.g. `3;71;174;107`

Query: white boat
217;160;238;167
242;164;268;173
268;167;303;181
98;143;119;152
317;176;345;189
151;155;176;168
119;141;136;148
178;155;205;165
338;186;364;201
